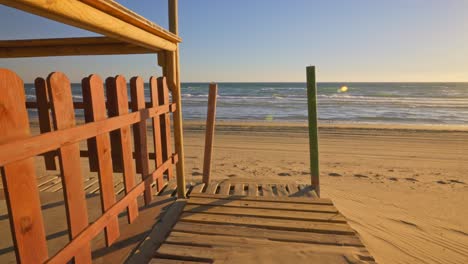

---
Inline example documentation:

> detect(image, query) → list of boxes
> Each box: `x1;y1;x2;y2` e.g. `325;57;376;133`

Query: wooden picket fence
0;68;179;263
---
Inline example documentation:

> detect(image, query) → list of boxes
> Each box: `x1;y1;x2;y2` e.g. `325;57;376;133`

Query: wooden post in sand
306;66;320;197
203;83;218;184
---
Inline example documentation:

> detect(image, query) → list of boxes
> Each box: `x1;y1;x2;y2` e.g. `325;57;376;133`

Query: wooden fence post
202;83;218;184
306;66;320;197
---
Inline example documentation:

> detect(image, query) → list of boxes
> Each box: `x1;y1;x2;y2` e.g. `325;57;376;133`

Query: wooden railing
0;68;180;263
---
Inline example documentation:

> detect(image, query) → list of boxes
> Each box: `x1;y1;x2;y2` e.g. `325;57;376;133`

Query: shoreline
183;120;468;132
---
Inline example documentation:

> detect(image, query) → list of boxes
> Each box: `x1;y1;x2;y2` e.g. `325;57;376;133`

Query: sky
0;0;468;82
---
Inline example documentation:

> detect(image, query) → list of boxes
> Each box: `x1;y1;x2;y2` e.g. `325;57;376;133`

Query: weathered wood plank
34;77;57;170
202;83;217;184
173;222;364;247
183;204;346;223
190;183;205;194
179;212;354;235
149;76;164;192
106;75;139;223
204;182;218;194
82;74;120;246
248;183;258;196
287;184;299;196
158;77;174;182
131;76;152;204
276;184;289;197
261;184;274;197
218;182;231;195
189;193;333;205
159;181;178;197
48;71;91;263
186;197;338;214
0;68;48;263
234;183;245;196
126;200;186;264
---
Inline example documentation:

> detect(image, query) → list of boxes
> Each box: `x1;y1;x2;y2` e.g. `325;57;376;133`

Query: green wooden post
306;66;320;197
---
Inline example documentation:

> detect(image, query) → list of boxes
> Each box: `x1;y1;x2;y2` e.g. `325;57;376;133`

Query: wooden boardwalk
129;182;376;264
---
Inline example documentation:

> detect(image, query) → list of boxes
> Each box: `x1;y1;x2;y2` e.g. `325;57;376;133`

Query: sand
3;121;468;263
183;121;468;264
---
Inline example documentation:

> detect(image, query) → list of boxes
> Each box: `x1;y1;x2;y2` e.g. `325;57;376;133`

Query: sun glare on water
338;85;348;93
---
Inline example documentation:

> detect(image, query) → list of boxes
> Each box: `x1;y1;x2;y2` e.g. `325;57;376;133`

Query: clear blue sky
1;0;467;82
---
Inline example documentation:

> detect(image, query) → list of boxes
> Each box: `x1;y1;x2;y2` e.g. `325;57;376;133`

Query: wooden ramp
129;182;376;264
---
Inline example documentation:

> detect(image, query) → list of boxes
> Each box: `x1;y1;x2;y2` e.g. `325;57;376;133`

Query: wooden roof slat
0;37;156;58
0;0;178;52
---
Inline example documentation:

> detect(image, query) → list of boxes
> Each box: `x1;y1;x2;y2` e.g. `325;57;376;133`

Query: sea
25;82;468;125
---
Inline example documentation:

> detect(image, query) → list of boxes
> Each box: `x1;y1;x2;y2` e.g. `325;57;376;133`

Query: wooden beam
306;66;320;197
0;0;178;51
202;83;218;184
0;37;156;58
167;0;186;198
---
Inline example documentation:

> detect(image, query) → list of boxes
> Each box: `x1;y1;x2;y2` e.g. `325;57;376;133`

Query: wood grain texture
204;182;218;195
164;50;186;198
202;83;217;184
34;77;57;170
218;182;231;195
157;77;174;182
47;71;91;263
131;76;152;205
190;184;205;194
234;183;245;196
173;222;364;247
183;205;346;223
0;68;48;263
149;76;164;192
82;74;120;246
106;75;139;223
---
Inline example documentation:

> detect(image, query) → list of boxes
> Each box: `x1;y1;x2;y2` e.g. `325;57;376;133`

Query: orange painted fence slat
82;75;120;246
131;76;153;205
0;69;49;263
106;75;139;223
158;76;174;181
150;76;164;191
47;72;92;264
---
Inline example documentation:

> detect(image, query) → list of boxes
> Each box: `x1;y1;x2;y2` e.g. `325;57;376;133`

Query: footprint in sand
301;171;310;175
405;178;418;182
388;177;398;181
192;167;199;170
448;179;465;184
436;180;447;184
388;169;394;172
278;172;291;176
192;172;202;176
227;174;237;178
328;172;342;177
354;174;369;178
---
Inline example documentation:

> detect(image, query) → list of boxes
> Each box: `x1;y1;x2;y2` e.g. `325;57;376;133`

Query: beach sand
3;121;467;263
183;121;468;264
